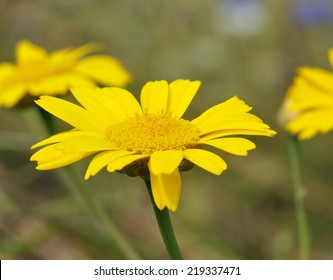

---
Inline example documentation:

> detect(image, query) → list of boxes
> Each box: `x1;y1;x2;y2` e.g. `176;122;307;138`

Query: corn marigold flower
280;48;333;140
0;40;131;108
31;80;276;211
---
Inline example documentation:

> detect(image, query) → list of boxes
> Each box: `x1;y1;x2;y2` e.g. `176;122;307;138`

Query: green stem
288;136;310;259
36;108;140;259
144;180;183;260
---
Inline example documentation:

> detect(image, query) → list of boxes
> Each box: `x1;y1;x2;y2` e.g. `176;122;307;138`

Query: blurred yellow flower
280;48;333;140
0;40;131;108
31;80;276;211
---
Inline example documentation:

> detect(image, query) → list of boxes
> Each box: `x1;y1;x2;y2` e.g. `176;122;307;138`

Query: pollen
107;113;200;154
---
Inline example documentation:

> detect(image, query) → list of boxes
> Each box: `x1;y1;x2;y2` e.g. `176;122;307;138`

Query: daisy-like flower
280;48;333;140
0;40;131;108
31;80;276;211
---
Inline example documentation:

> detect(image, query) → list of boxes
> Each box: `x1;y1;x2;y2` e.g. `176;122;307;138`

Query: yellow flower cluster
0;40;279;211
0;40;131;107
280;48;333;140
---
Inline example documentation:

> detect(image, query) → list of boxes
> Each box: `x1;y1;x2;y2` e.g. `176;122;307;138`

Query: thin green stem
288;136;310;259
36;108;140;259
144;180;183;260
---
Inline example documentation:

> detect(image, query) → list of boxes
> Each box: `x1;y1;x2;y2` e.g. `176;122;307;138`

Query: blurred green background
1;0;333;259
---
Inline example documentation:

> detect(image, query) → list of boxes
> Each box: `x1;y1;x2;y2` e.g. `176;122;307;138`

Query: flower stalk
144;180;183;260
288;136;310;259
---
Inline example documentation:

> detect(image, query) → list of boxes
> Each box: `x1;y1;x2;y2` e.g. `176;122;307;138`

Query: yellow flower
280;48;333;140
0;40;131;108
31;80;276;211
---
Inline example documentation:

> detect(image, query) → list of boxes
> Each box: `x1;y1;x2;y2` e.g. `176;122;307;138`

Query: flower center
107;113;200;154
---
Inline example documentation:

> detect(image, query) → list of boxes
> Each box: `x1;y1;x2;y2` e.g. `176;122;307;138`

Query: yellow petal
166;80;201;118
285;75;333;112
140;80;169;114
31;144;92;170
71;87;120;126
200;137;256;156
0;63;15;82
31;130;96;149
85;150;135;179
75;55;132;87
149;166;181;211
107;154;149;173
51;43;101;63
191;96;252;127
286;108;333;140
190;96;276;137
149;150;183;175
55;135;116;153
195;113;268;136
16;40;47;64
299;67;333;95
183;149;227;175
35;96;106;133
48;48;72;63
98;87;143;119
0;85;26;108
29;72;95;96
200;128;276;141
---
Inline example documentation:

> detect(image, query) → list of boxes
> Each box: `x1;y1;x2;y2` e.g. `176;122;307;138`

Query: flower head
31;80;276;211
0;40;131;108
280;48;333;140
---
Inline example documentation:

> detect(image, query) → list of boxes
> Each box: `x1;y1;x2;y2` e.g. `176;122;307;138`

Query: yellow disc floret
107;113;200;154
